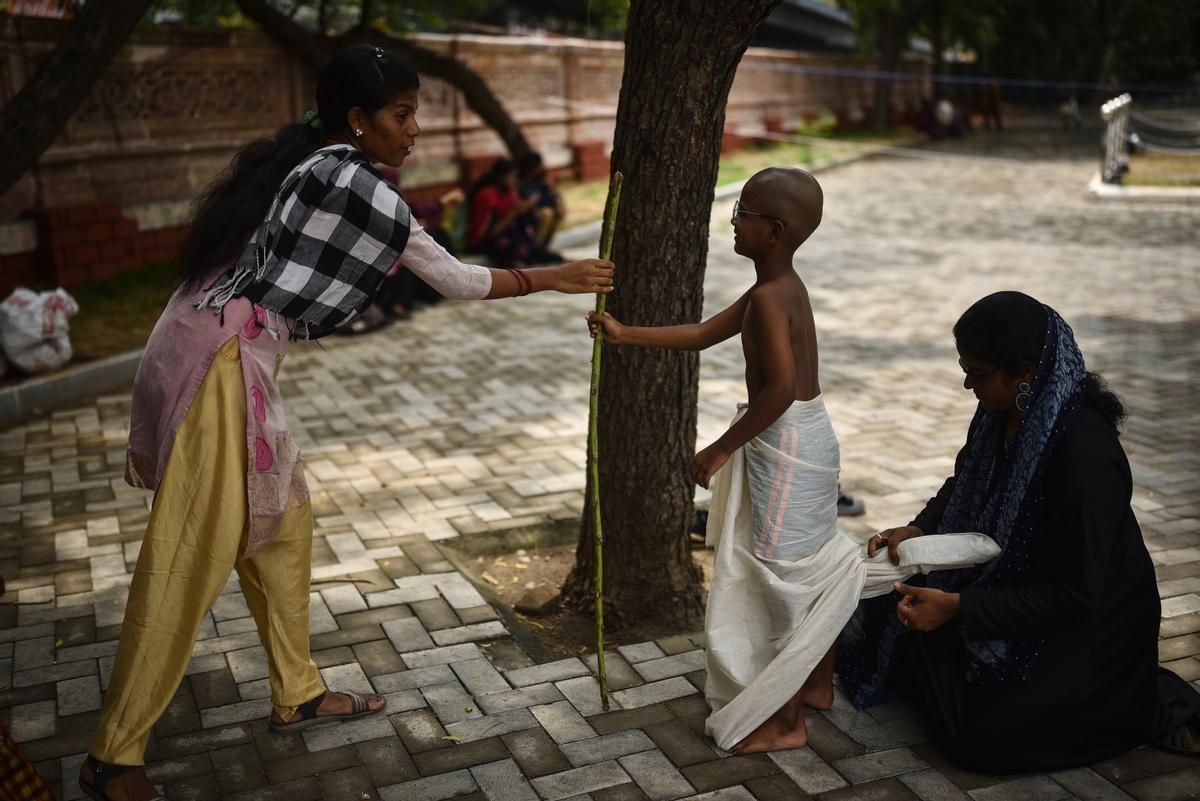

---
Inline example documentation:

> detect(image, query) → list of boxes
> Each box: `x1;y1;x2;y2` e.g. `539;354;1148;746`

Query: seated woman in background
465;158;537;267
518;151;566;264
837;291;1200;772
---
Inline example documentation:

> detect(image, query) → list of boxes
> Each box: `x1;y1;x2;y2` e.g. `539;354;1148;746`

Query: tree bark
236;0;532;159
561;0;781;632
0;0;154;197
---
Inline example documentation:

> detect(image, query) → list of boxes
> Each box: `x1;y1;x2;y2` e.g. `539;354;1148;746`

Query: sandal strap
345;690;369;714
86;756;160;797
294;690;327;722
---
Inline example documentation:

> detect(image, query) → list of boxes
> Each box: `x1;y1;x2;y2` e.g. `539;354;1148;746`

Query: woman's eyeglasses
732;200;786;226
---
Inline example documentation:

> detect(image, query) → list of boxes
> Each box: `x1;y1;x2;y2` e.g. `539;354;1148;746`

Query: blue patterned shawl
837;306;1087;707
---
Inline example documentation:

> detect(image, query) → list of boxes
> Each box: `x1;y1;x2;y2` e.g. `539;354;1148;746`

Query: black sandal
268;689;385;734
79;756;165;801
1153;721;1200;756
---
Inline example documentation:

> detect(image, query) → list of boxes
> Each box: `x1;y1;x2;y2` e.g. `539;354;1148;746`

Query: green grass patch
67;261;175;363
1125;153;1200;187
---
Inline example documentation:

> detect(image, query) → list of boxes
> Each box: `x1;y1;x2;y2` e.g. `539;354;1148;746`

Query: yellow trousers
92;337;324;766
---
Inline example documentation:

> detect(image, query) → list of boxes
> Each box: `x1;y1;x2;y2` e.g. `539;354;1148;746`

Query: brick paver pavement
2;123;1198;800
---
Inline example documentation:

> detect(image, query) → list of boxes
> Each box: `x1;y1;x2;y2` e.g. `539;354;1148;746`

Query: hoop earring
1015;382;1032;413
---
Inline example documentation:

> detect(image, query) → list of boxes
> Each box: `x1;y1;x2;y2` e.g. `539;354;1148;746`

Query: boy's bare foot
801;684;835;710
730;706;808;754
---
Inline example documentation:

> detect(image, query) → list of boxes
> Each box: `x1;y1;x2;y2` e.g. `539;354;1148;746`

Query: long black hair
953;291;1126;429
175;46;420;289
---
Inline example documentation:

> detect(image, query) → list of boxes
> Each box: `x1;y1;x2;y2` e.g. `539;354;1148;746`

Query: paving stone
580;651;647;693
200;698;270;728
444;707;537;743
503;726;574;778
966;775;1073;801
618;748;695;800
610;678;696;710
835;747;929;784
320;584;368;615
618;643;666;664
318;765;375;801
301;709;398;751
412;597;465;630
413;735;509;777
9;700;56;742
506;658;591;688
679;786;756;800
383;616;435;653
226;776;323;801
392;708;454;754
357;734;421;786
631;651;707;683
743;772;812;801
559;675;619;717
353;638;409;676
478;682;564;715
262;742;360;784
375;664;457;693
379;768;478;801
897;769;972;801
1048;768;1135;801
531;760;633;801
531;700;598;744
155;724;254;759
589;703;677;736
452;657;511;697
56;674;101;716
561;730;656;767
1122;765;1200;801
210;743;267;795
818;777;921;801
423;680;484;725
404;643;485;669
680;756;778;793
644;718;719;767
190;668;240;709
431;620;509;647
471;758;541;801
768;748;848;795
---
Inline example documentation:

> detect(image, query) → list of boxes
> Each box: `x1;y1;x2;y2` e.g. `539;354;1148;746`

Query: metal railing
1100;93;1132;184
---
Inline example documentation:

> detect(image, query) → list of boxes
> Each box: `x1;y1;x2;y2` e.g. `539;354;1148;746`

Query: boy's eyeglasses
732;200;786;226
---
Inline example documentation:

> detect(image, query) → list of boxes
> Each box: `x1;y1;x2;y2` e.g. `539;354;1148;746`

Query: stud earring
354;128;364;137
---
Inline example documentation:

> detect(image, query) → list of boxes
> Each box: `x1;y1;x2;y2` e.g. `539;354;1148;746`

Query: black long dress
889;404;1200;772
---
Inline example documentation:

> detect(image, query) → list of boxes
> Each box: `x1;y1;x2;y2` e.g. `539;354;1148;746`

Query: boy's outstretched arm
587;290;751;350
691;291;797;488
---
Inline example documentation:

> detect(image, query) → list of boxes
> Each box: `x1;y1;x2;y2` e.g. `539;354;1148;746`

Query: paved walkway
2;124;1198;801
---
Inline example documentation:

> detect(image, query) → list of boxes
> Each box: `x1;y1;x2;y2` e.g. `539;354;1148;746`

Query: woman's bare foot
730;706;808;754
269;690;386;726
79;759;162;801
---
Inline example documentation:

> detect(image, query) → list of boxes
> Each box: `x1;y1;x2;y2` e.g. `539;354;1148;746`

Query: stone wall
0;19;928;292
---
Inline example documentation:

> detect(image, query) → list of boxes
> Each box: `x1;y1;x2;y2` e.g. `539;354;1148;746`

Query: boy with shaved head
591;168;999;754
590;166;837;753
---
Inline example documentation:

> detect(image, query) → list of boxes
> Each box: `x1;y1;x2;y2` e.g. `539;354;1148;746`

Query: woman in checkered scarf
81;46;614;801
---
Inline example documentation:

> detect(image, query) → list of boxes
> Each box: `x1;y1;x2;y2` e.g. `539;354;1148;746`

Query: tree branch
0;0;155;197
236;0;532;159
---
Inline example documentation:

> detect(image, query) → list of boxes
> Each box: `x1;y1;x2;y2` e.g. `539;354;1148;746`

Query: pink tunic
125;282;304;559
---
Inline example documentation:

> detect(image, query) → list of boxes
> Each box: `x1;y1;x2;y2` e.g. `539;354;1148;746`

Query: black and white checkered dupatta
197;145;411;340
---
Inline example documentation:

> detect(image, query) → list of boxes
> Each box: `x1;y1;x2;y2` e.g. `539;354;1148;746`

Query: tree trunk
236;0;532;159
561;0;781;632
0;0;154;197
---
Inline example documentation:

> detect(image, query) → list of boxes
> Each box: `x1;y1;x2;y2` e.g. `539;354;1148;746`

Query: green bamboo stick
590;170;623;711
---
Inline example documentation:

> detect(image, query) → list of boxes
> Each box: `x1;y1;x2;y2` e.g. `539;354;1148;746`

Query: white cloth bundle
703;404;1000;750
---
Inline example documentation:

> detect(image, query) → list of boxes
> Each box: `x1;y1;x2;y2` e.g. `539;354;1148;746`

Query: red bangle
512;267;532;296
506;268;528;296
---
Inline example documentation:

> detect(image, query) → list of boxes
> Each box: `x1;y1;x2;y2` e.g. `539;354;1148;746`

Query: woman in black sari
837;291;1200;772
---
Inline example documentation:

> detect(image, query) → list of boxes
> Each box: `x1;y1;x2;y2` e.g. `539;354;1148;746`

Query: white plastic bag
0;287;79;374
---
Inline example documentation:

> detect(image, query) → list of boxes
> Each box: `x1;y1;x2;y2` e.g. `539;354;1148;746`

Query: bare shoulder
747;277;807;318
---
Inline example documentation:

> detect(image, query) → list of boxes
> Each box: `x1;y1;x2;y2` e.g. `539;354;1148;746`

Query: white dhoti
703;400;1000;750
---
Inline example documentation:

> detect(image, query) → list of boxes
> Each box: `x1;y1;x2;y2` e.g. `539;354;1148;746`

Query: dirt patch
465;543;714;659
